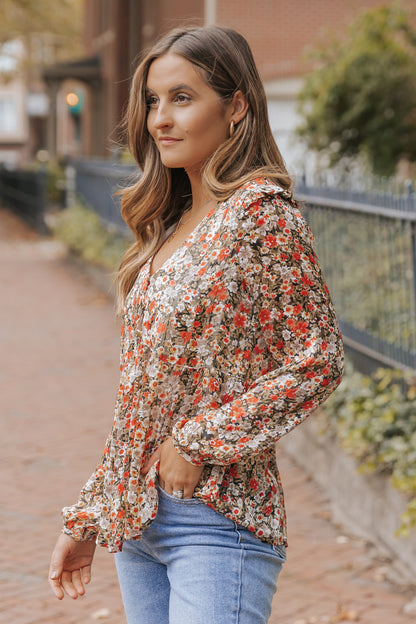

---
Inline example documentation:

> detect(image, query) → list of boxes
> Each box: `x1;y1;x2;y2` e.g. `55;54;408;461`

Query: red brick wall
158;0;204;34
216;0;415;80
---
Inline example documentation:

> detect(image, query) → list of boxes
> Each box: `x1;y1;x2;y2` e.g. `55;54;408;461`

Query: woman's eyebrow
145;84;198;95
168;83;198;95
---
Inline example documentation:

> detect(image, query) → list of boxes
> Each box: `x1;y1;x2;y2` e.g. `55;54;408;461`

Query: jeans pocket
157;485;202;505
272;543;287;561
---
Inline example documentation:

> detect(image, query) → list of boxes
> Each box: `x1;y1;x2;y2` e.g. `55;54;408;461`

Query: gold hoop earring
229;120;235;138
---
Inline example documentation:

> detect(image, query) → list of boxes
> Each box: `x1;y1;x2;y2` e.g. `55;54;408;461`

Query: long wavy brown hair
116;25;293;312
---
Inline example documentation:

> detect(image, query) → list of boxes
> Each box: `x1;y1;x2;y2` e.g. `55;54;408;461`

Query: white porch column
204;0;216;25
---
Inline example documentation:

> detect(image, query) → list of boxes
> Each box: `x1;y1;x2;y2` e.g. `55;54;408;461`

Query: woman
49;25;344;623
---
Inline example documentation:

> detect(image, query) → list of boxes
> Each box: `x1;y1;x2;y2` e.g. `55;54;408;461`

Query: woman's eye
175;93;191;104
146;96;159;108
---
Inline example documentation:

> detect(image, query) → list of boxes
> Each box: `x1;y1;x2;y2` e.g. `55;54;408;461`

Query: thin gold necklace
168;200;213;243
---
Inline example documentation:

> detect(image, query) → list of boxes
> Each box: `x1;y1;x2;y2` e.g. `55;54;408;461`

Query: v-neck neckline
147;202;219;282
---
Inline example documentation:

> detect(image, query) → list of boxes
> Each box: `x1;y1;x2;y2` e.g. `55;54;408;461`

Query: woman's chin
160;158;186;169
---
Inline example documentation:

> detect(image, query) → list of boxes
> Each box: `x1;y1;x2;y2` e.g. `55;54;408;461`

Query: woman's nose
153;103;173;128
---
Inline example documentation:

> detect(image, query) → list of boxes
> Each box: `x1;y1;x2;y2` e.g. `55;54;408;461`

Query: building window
0;97;18;134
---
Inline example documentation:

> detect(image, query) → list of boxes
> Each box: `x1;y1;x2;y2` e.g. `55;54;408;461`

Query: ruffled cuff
62;506;99;542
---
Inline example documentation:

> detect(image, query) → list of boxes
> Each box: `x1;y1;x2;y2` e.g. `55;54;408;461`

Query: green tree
297;6;416;177
0;0;82;80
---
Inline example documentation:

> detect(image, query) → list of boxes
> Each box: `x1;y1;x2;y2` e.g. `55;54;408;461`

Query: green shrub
51;201;132;270
322;361;416;535
45;160;66;204
25;158;66;204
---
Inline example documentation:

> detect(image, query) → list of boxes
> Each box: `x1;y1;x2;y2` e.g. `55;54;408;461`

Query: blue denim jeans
114;486;286;624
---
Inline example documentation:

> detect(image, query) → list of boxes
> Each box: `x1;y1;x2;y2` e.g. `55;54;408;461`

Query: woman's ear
230;90;249;124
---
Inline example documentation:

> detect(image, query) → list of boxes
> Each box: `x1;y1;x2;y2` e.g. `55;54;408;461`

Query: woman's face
146;53;233;174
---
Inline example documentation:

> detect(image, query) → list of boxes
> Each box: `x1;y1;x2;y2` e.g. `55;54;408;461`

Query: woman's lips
158;137;182;145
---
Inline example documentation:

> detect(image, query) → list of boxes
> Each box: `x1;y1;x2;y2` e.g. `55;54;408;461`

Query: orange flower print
62;179;343;554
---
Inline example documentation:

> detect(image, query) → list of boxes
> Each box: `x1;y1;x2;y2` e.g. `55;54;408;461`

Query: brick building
43;0;205;159
43;0;413;172
215;0;414;175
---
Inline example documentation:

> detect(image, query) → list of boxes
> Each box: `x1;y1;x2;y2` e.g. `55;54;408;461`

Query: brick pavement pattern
1;207;414;624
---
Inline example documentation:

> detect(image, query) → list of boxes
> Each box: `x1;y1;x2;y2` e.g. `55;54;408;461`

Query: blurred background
1;0;414;172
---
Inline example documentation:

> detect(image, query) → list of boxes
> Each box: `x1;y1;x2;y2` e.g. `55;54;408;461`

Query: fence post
410;221;416;363
406;180;415;211
35;170;48;234
65;164;76;208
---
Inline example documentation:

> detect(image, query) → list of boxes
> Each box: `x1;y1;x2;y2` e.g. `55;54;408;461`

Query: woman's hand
142;437;204;499
49;533;96;600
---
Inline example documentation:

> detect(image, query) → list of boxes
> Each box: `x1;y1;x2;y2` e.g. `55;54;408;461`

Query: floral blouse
62;178;344;553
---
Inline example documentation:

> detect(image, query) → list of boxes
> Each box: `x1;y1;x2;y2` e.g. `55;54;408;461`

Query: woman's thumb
49;549;63;579
49;534;71;579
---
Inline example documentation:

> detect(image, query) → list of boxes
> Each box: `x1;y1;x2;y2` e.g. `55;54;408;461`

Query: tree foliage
0;0;82;43
297;6;416;177
0;0;82;79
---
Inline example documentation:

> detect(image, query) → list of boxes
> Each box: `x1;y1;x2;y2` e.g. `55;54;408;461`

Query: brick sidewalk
1;208;414;624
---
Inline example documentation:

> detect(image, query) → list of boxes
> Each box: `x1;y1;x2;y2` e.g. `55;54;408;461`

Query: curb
280;414;416;585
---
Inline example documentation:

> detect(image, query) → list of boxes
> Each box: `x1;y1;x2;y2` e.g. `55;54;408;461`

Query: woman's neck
186;169;210;212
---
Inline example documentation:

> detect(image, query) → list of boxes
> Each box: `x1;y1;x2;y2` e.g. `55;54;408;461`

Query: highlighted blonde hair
116;25;293;312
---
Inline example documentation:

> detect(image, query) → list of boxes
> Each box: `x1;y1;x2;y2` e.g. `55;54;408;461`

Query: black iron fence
0;166;47;232
0;161;406;370
68;161;416;372
296;180;416;371
72;159;138;230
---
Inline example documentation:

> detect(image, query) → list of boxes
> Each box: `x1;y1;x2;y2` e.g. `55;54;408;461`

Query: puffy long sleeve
172;194;344;465
61;435;110;541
